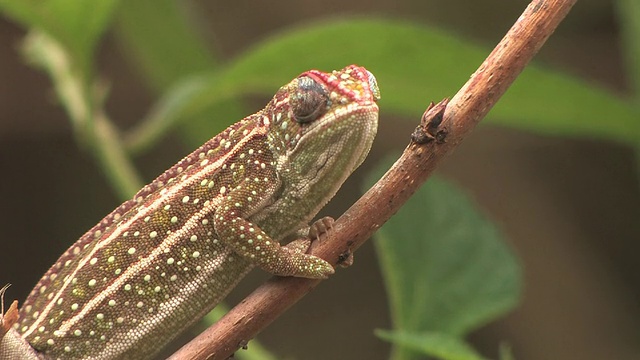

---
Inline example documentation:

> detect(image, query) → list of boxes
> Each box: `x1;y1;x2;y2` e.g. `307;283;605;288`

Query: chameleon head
268;65;380;196
257;65;380;226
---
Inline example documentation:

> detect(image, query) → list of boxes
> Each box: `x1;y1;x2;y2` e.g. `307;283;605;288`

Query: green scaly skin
10;65;380;359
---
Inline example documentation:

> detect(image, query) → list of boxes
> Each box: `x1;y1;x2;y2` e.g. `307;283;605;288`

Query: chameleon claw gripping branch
3;65;380;360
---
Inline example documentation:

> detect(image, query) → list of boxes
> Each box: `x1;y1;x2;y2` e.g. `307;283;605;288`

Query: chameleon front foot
266;247;335;279
215;212;334;279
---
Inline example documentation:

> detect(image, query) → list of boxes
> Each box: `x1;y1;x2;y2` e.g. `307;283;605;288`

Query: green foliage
0;0;119;79
367;169;521;360
136;19;639;150
113;0;247;152
114;0;218;90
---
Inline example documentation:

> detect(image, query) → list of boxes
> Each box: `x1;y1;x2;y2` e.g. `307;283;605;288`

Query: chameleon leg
214;215;334;279
214;190;334;279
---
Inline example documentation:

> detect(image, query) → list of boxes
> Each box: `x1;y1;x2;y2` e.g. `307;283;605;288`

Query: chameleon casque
2;65;380;359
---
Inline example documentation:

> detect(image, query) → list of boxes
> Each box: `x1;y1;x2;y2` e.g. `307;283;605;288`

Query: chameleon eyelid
291;76;329;124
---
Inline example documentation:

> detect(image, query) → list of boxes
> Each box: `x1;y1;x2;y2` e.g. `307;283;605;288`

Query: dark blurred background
1;1;639;359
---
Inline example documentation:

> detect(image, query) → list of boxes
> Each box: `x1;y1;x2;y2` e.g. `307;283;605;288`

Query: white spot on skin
182;196;190;203
171;216;178;223
109;300;116;306
150;231;158;238
128;248;136;255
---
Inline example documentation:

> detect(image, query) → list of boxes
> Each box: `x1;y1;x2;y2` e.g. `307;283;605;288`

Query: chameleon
1;65;380;359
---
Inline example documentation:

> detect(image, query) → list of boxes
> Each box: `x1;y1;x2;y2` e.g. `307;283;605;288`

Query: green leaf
0;0;120;77
150;18;639;148
365;160;520;360
376;330;488;360
113;0;246;151
114;0;218;91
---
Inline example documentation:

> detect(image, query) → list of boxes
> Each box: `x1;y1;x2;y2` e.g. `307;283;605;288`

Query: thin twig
169;0;576;359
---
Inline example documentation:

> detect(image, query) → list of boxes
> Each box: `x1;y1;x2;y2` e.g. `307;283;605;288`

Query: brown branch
168;0;576;359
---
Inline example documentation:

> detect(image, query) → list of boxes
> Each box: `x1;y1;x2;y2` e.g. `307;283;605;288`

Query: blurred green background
0;0;639;359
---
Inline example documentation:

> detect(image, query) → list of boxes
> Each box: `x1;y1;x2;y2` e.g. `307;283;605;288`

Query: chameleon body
12;65;380;359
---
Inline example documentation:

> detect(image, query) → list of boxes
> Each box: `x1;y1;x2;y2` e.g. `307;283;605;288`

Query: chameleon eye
291;76;329;124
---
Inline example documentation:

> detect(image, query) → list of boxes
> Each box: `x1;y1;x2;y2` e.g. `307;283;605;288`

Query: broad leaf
0;0;120;77
145;19;638;149
366;163;521;360
114;0;246;151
